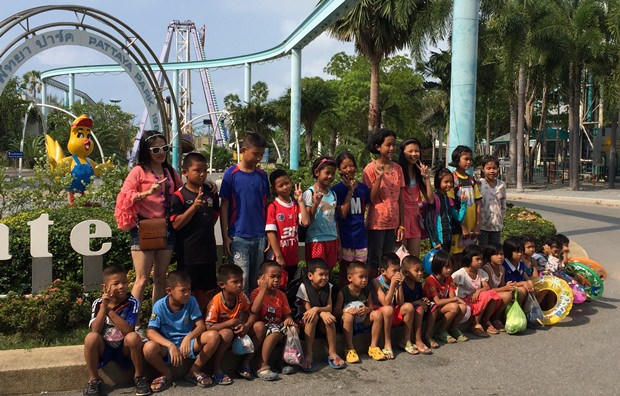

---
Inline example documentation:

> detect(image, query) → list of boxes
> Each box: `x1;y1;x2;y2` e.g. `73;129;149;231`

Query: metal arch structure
0;5;179;145
38;0;361;170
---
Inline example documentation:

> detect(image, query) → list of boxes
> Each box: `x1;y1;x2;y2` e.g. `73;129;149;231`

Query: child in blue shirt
144;271;220;391
502;237;536;306
220;133;270;294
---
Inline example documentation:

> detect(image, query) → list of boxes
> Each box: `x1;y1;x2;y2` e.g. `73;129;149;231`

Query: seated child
399;255;437;355
250;260;296;381
555;233;571;265
83;266;148;396
521;235;539;278
502;236;536;305
481;243;516;331
452;245;503;338
423;250;469;344
205;264;258;384
533;236;562;274
369;253;402;360
335;261;385;364
144;271;220;391
296;258;346;371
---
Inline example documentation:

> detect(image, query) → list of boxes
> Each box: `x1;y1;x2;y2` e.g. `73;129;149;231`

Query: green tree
224;81;276;143
0;78;31;153
299;77;336;159
20;70;42;100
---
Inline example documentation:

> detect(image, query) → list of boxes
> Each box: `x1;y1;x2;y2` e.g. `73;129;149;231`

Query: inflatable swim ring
557;271;587;304
568;257;607;281
533;275;573;325
565;262;604;299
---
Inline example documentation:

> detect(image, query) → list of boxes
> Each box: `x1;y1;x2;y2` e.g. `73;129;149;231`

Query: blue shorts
98;343;132;369
164;338;197;364
353;323;371;336
129;226;175;251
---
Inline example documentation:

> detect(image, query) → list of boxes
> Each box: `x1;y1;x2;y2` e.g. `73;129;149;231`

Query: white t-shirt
452;267;489;299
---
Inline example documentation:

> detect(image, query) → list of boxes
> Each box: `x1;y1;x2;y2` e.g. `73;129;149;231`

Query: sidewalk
507;183;620;207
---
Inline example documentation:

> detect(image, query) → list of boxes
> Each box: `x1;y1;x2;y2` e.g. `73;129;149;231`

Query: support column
171;69;180;171
41;83;48;130
244;63;252;104
68;73;75;109
290;48;302;170
448;0;480;167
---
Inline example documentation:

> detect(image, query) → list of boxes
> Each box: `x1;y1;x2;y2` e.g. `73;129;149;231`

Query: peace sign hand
416;161;429;178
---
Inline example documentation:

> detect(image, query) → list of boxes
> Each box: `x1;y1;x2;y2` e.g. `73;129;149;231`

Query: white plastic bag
232;334;255;355
282;326;304;365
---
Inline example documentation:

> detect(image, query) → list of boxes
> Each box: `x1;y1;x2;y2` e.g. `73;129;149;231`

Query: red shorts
392;305;403;327
305;240;339;268
464;290;502;316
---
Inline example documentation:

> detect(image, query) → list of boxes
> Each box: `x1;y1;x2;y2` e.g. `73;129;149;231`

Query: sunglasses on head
149;145;170;154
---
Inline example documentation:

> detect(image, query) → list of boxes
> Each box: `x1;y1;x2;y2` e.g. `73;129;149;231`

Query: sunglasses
149;145;170;154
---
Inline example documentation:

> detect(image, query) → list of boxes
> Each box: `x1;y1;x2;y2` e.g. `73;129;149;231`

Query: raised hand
293;183;304;203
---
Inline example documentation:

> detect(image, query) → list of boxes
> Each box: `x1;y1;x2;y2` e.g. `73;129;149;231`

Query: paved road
41;201;620;396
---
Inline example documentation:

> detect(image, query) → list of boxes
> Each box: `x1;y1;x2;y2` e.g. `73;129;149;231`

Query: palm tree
327;0;445;134
300;77;336;159
21;70;42;100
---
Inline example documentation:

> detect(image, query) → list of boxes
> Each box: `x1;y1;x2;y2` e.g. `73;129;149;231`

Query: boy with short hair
250;260;296;381
266;169;310;289
220;132;270;294
170;152;219;313
83;266;148;396
534;236;563;274
144;271;220;392
205;264;258;383
335;261;384;364
370;253;403;360
296;258;346;371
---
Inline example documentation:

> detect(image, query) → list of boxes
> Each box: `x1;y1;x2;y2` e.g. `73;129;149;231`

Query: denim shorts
230;236;266;294
129;226;175;251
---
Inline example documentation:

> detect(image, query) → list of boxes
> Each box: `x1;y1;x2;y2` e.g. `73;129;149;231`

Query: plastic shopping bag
232;334;255;355
505;289;527;334
282;326;304;365
523;293;544;327
393;244;409;262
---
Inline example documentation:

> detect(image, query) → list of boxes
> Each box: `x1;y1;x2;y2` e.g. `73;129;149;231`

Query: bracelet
398;225;405;230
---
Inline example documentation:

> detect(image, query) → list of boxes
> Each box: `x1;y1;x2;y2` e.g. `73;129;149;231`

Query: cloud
33;46;109;67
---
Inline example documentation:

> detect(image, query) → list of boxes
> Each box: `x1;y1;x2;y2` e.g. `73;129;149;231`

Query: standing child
521;235;539;278
423;250;469;344
170;152;219;313
363;129;405;277
397;138;433;258
220;132;270;294
452;245;502;338
335;261;385;364
266;169;310;289
83;266;148;396
144;271;220;391
332;152;371;287
250;261;296;381
296;258;346;371
481;243;514;331
426;167;467;253
369;253;403;360
478;155;506;246
205;264;258;384
303;156;339;270
448;145;482;255
399;256;437;355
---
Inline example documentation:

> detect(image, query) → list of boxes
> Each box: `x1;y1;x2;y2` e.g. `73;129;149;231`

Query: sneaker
134;376;151;396
135;326;148;343
83;379;102;396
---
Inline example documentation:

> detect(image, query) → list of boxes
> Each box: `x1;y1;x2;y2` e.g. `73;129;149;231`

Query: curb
508;193;620;207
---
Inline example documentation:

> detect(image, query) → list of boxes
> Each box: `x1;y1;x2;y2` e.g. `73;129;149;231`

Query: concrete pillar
41;83;48;130
68;73;75;109
83;256;103;292
244;63;252;104
31;257;52;294
171;69;180;171
290;48;302;170
448;0;480;167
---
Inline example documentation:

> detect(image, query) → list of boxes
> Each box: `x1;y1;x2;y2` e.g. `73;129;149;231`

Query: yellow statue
45;114;112;204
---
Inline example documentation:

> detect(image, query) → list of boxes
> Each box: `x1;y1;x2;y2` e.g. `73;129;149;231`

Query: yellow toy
45;114;112;204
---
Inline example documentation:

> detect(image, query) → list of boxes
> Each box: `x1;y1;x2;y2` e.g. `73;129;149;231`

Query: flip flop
212;373;233;386
418;345;433;355
399;341;419;355
425;338;440;349
184;371;211;388
301;358;316;373
382;348;394;360
486;324;500;335
237;367;254;380
471;326;490;338
327;355;347;369
151;376;173;392
449;328;469;342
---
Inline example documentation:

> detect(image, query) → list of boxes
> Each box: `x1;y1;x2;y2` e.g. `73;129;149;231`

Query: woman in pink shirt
363;129;405;278
115;130;182;306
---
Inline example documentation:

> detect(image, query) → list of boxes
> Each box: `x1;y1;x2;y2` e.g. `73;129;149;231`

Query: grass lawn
0;327;89;350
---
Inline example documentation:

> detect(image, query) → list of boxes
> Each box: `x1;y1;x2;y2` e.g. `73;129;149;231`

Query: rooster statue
45;114;112;205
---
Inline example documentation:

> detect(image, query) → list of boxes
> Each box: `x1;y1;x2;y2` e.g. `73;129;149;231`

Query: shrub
0;206;131;294
502;206;557;247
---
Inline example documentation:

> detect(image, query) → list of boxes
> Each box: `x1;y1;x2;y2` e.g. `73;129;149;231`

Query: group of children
85;129;574;395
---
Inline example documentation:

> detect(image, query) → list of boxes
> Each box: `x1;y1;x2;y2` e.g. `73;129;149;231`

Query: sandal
257;367;279;381
382;348;394;360
346;349;360;364
425;338;440;349
434;330;457;344
368;346;386;361
492;320;506;332
237;367;254;380
213;373;233;385
301;358;315;372
151;376;173;392
184;371;212;388
418;345;433;355
399;341;419;355
485;324;500;335
449;328;469;342
327;355;347;369
471;325;490;338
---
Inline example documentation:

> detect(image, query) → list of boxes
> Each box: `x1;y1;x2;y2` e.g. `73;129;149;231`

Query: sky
1;1;355;125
